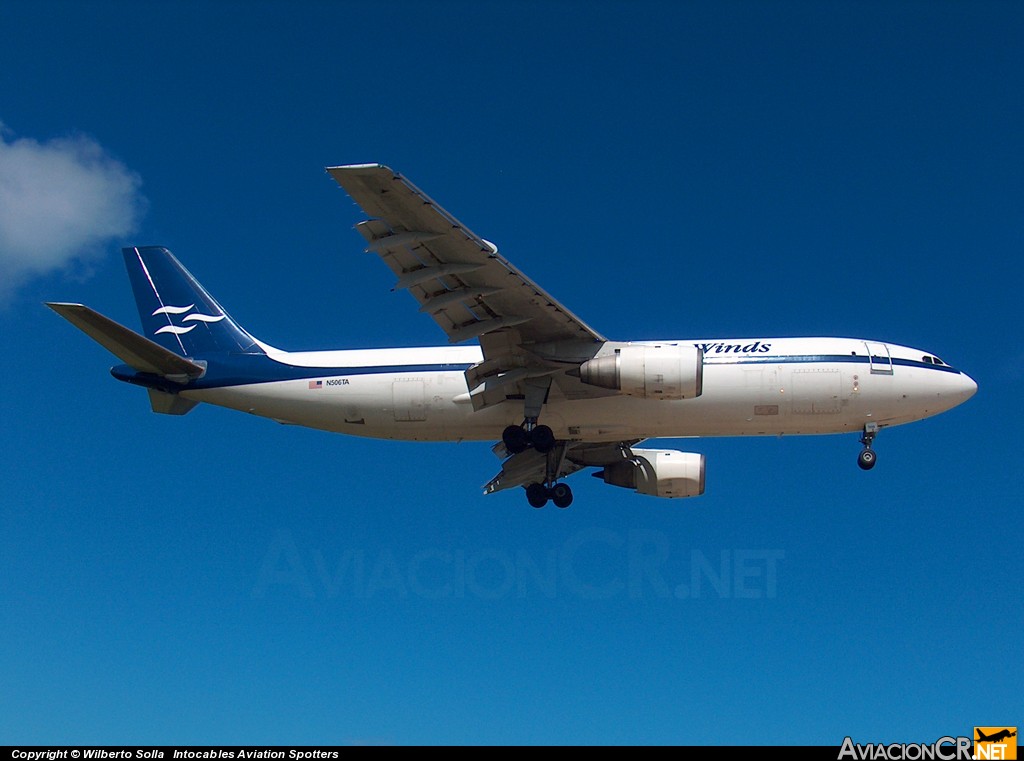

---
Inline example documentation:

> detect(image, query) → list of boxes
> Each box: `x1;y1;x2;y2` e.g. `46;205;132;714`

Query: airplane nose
957;372;978;402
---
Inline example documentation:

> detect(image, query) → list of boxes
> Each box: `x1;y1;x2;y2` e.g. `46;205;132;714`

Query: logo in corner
152;304;225;335
975;728;1017;760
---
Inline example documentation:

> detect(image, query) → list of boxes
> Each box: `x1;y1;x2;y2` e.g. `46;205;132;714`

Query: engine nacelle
578;344;703;400
597;449;705;498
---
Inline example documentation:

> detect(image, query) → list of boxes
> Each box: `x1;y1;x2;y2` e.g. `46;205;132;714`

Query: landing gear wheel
857;448;877;471
503;425;530;454
526;482;549;508
529;424;556;454
550;483;573;509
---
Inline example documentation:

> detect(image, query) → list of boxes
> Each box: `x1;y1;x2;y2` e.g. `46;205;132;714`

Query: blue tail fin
123;246;261;357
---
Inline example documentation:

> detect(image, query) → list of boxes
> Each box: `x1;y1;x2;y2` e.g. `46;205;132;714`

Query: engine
578;344;703;400
596;449;705;498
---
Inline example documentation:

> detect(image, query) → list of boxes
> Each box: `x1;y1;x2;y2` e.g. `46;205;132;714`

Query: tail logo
152;304;226;335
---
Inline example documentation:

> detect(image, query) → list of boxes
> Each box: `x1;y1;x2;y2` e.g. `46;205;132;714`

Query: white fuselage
184;337;977;444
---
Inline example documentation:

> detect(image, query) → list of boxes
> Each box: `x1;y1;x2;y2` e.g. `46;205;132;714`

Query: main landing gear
502;422;555;454
505;378;572;508
504;417;573;508
526;481;573;509
858;423;878;470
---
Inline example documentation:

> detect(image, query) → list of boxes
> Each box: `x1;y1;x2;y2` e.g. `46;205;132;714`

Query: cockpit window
922;356;933;364
922;355;947;366
933;356;945;365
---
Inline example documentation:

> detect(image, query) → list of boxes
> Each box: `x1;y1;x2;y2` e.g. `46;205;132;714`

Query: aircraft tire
857;449;877;470
530;424;556;454
503;425;530;454
526;482;549;508
551;483;573;509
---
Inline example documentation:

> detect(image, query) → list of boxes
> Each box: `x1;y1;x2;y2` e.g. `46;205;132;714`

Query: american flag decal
308;380;322;389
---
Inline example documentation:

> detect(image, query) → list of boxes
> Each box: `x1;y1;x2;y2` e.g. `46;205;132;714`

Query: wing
327;164;604;345
328;164;612;410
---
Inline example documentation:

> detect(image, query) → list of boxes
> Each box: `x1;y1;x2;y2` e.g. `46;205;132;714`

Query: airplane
47;163;978;508
977;730;1016;744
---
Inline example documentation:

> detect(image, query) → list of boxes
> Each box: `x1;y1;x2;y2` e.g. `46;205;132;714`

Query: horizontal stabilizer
46;302;205;380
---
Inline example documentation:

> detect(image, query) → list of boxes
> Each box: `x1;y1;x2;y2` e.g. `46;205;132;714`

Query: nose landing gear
858;423;878;470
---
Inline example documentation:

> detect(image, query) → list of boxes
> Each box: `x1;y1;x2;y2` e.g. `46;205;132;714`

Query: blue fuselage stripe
705;354;962;374
148;351;964;391
185;357;477;390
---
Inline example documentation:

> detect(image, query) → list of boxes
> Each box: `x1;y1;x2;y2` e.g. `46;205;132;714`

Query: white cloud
0;122;145;296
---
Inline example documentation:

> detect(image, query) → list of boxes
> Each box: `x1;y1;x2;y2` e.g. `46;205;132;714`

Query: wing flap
483;440;644;494
483;446;587;495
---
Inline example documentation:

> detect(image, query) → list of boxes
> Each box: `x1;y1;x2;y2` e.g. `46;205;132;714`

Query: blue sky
1;0;1020;745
